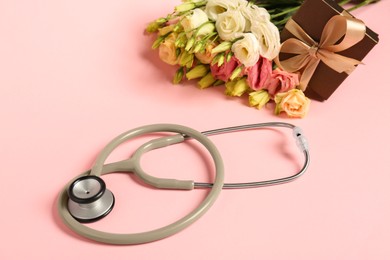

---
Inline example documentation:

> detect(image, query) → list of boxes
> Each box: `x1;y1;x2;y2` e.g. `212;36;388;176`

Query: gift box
277;0;379;101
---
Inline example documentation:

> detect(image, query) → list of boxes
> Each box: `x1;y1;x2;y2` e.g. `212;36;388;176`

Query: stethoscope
58;122;309;245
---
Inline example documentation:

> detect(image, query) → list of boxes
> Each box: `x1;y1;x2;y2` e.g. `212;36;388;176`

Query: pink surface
1;0;390;259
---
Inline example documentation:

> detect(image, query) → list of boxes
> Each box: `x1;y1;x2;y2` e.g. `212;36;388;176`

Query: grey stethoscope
58;122;310;245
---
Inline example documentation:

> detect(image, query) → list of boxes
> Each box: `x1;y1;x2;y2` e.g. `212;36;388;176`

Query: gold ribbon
274;13;366;91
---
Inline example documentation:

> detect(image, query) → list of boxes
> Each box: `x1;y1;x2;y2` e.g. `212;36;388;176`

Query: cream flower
240;4;270;31
205;0;242;21
251;20;280;60
158;33;180;65
215;10;246;41
181;8;209;36
232;33;260;67
275;89;310;118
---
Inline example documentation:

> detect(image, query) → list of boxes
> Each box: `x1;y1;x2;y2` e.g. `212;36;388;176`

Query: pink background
1;0;389;259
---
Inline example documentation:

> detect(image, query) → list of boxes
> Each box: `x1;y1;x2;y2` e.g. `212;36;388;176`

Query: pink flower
245;57;272;91
264;68;299;97
210;56;241;82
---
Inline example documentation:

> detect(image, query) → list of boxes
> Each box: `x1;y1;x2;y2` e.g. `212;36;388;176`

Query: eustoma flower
232;33;260;67
263;69;299;97
195;42;217;64
215;10;246;41
251;20;280;60
182;8;209;37
210;56;241;82
275;89;310;118
245;57;272;90
159;33;180;65
240;4;270;31
205;0;244;21
146;0;312;118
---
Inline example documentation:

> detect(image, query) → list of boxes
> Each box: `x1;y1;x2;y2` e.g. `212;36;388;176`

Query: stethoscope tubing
58;124;225;245
193;122;310;189
58;122;310;245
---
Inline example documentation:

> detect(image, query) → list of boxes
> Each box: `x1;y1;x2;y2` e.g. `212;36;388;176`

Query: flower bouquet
146;0;379;118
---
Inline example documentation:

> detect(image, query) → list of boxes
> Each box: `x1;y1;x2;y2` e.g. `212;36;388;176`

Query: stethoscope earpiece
67;175;115;223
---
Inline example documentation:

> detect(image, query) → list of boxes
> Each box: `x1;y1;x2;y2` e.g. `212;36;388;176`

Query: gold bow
274;13;366;91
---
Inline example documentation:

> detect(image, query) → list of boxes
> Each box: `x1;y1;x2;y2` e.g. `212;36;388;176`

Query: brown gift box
279;0;379;101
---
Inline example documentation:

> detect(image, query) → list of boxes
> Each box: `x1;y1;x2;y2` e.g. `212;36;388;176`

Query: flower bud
146;17;168;33
146;22;160;33
193;41;205;53
156;17;168;24
175;2;196;12
211;41;232;54
186;64;209;80
226;51;233;63
175;48;182;59
185;37;196;51
211;53;222;66
229;65;243;81
225;78;249;97
198;72;216;89
173;24;182;32
195;22;215;37
152;35;166;49
175;32;187;48
213;79;225;86
179;50;194;67
158;25;175;36
249;90;271;109
217;54;225;67
175;1;206;12
173;67;185;84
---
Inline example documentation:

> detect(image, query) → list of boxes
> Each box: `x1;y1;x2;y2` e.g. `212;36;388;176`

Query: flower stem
347;0;378;12
338;0;352;5
265;0;380;30
271;6;300;19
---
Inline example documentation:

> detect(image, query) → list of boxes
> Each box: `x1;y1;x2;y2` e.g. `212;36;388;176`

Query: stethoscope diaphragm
67;175;115;223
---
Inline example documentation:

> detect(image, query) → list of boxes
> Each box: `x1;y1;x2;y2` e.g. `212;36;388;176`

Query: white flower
215;10;246;41
240;4;271;31
181;8;209;36
232;33;260;67
251;20;281;60
205;0;242;21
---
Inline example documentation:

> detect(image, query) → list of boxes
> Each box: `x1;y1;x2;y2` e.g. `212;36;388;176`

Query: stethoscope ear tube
58;124;225;245
194;122;310;189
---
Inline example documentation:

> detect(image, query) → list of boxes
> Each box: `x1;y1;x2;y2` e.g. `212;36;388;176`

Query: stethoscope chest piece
67;175;115;223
